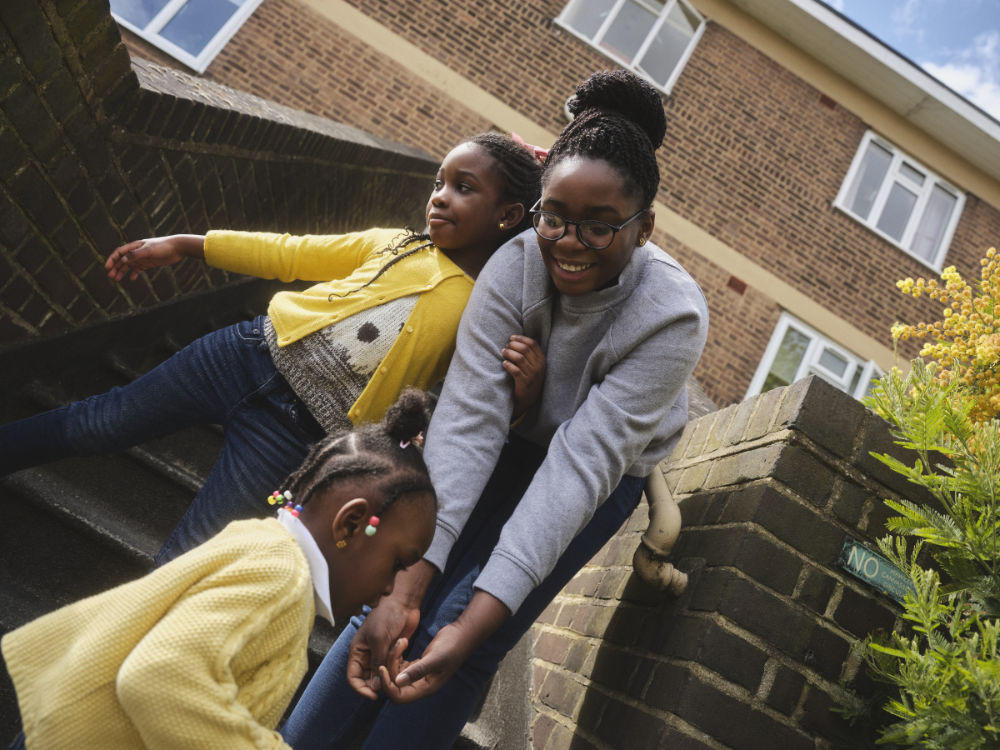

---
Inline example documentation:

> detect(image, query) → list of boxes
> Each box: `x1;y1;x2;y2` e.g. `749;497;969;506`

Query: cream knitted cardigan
2;518;314;749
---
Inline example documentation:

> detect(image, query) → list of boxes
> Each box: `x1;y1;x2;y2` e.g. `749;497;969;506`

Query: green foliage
858;360;1000;747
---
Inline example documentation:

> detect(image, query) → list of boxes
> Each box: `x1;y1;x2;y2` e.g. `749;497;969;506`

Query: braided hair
544;70;666;207
281;389;435;517
329;132;541;300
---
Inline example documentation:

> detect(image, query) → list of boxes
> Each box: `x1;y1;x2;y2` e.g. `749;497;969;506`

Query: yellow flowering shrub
892;247;1000;421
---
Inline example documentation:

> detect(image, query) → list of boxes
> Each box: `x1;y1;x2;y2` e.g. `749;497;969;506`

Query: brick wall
118;0;493;162
117;0;1000;406
530;376;914;748
1;0;436;353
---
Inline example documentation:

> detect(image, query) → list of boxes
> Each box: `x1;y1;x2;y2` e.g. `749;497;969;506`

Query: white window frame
834;131;965;271
746;313;881;401
555;0;706;94
112;0;264;73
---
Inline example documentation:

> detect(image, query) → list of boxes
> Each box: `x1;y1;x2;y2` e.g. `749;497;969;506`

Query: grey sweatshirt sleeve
422;241;526;572
477;294;706;612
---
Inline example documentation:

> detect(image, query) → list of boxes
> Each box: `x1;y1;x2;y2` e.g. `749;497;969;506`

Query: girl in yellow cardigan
0;132;542;564
3;390;438;750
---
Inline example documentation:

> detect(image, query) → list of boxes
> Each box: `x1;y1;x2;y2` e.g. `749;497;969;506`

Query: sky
825;0;1000;121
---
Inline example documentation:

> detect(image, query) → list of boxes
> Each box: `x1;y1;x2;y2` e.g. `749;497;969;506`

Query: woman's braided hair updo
282;389;435;517
544;69;667;207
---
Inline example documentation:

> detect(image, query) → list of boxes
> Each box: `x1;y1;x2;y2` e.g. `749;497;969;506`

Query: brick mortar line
531;660;746;750
109;128;436;179
156;152;211;290
532;607;854;712
533;702;729;750
684;562;898;683
533;640;822;743
38;0;159;303
680;506;905;610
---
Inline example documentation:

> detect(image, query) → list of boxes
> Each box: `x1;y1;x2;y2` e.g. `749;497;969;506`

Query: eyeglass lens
532;213;615;249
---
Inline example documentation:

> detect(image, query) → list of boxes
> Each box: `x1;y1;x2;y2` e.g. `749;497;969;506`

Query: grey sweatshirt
423;230;709;612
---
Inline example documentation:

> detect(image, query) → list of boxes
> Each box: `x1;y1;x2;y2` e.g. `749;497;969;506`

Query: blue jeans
0;316;324;562
281;434;644;750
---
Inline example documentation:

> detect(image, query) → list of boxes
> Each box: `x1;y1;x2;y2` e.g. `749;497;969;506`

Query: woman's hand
105;234;206;282
379;590;510;704
377;621;474;704
502;334;546;419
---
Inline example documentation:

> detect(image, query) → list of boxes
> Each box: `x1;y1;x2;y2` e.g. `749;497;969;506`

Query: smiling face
537;156;654;296
425;142;509;266
324;489;436;621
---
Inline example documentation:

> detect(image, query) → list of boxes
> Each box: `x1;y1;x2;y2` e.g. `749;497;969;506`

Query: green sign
837;537;914;605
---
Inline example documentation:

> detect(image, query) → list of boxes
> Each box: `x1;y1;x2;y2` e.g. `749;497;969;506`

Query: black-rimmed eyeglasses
529;200;648;251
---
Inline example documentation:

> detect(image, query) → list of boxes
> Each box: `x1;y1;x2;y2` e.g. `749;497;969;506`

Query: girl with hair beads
281;69;709;749
2;390;437;750
0;132;541;563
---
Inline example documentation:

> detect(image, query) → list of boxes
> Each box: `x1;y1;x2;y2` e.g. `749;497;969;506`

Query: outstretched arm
105;234;206;282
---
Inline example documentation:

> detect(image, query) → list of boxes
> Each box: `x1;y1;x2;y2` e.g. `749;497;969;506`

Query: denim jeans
0;316;324;562
280;434;644;750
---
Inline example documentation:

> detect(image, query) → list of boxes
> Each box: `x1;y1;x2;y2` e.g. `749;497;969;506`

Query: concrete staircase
0;281;347;742
0;281;520;749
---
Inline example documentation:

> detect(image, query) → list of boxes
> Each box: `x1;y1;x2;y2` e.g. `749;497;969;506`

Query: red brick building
113;0;1000;408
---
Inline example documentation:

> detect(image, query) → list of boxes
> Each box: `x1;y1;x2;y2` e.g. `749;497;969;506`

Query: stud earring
638;237;647;246
365;515;380;536
336;540;347;549
499;222;505;230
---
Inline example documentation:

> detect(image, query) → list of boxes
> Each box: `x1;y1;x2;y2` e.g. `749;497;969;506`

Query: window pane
110;0;170;28
845;141;891;219
637;1;698;86
911;184;957;262
562;0;617;39
159;0;244;56
817;347;848;378
899;162;925;186
876;182;917;241
761;327;810;392
601;0;658;63
848;367;862;395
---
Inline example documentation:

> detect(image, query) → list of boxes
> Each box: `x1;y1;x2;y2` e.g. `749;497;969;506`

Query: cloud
923;30;1000;120
890;0;925;43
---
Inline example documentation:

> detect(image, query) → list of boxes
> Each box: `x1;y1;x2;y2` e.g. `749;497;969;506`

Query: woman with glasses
281;69;709;750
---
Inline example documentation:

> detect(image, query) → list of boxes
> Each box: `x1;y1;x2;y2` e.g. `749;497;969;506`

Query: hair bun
383;388;432;444
567;69;666;149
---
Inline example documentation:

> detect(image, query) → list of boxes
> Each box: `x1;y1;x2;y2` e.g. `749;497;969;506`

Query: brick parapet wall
1;0;436;352
531;376;915;749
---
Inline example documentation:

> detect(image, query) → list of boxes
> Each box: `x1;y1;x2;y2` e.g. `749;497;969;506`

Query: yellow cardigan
205;228;474;425
2;519;314;749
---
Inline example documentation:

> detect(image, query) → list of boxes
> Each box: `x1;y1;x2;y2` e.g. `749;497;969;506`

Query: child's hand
346;599;421;699
502;334;546;419
105;234;205;282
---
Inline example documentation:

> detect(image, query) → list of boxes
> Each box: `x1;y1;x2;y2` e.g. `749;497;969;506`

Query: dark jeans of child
281;433;644;750
0;315;324;562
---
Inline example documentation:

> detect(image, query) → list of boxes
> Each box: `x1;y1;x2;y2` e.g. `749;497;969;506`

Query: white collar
277;508;336;626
